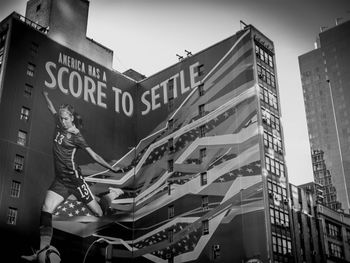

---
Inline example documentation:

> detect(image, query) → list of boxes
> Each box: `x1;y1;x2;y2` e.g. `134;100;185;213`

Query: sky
1;0;350;185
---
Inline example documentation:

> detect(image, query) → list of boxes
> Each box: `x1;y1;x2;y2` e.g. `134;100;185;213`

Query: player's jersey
52;114;89;181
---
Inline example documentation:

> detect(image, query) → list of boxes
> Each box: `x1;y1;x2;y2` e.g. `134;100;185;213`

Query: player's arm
85;147;123;173
42;91;57;115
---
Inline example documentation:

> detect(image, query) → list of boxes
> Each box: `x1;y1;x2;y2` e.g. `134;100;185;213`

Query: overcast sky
2;0;350;185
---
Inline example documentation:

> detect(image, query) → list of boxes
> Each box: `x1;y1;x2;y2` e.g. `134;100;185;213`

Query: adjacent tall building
0;1;293;262
299;20;350;213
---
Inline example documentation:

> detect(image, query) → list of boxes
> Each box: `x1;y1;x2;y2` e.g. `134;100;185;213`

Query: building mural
0;11;290;263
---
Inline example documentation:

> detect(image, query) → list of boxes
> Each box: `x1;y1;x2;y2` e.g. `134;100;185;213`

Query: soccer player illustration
22;91;124;262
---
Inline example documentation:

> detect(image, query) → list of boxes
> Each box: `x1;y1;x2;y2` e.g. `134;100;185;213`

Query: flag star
68;213;73;217
69;203;75;208
229;172;234;176
62;207;67;212
224;112;229;118
247;168;253;173
219;177;225;182
81;207;86;211
75;210;80;215
86;213;91;216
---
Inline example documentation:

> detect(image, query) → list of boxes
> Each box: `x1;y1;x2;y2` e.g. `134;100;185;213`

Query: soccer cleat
21;253;38;262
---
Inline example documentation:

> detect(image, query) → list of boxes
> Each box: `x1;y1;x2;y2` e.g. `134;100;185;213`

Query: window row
270;207;290;227
257;64;276;88
263;131;283;155
265;155;285;177
260;85;278;110
262;108;280;131
268;180;287;198
255;44;274;68
328;242;344;259
272;233;292;256
326;221;342;239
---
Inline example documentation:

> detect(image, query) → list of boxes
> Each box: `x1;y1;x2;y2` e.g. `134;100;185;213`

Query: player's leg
21;186;66;262
73;180;104;216
41;190;65;249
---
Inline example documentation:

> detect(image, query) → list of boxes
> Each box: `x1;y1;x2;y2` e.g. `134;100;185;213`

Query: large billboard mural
2;18;269;262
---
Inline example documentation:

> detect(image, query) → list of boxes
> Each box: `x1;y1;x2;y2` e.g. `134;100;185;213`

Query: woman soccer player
22;91;123;262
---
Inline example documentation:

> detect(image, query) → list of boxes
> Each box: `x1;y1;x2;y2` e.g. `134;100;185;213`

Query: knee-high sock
39;211;53;249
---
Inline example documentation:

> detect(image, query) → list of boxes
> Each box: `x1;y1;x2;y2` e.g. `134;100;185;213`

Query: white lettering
57;67;69;95
189;62;201;89
112;87;122;113
97;82;107;108
122;92;134;117
69;71;83;98
151;85;161;111
141;91;151;115
45;62;57;89
84;76;96;105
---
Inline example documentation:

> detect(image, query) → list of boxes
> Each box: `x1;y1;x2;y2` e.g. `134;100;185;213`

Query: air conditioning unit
14;164;23;171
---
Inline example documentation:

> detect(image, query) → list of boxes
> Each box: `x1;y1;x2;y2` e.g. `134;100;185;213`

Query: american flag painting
53;26;271;262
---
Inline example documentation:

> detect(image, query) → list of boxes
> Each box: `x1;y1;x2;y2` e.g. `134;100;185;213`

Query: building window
197;64;205;76
168;182;172;195
14;154;24;172
36;4;41;12
168;228;174;243
326;221;342;240
168;159;173;172
7;207;18;225
199;104;205;117
202;219;209;235
200;172;207;186
20;107;30;122
265;155;284;177
168;79;174;98
24;83;33;97
263;131;282;154
262;108;280;131
260;86;278;110
10;181;21;198
168;97;174;111
17;130;27;146
202;195;209;210
168;205;174;219
328;242;344;258
198;83;205;96
199;125;206;138
26;63;35;77
30;42;39;57
168;119;174;130
168;138;174;152
199;148;206;163
272;233;292;255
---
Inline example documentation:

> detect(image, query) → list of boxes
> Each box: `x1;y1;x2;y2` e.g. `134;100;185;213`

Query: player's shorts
49;176;94;204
